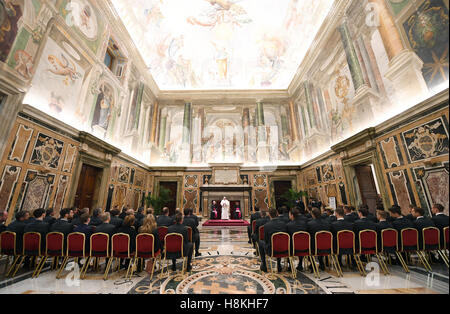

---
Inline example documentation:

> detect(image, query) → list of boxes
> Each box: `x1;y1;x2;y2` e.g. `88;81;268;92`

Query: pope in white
220;197;230;220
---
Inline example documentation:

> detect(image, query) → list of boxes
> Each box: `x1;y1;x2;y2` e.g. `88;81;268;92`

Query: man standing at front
221;197;230;220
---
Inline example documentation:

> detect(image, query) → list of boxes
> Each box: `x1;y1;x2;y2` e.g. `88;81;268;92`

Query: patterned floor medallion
129;255;325;294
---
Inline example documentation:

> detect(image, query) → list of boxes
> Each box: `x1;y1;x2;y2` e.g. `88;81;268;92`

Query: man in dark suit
135;207;145;224
44;208;58;226
252;210;269;245
258;208;287;273
298;206;310;223
157;207;173;227
248;207;261;244
167;213;193;272
412;207;435;250
183;208;201;257
0;211;8;233
24;208;50;251
6;211;29;255
110;209;123;231
50;208;74;240
95;212;116;237
330;208;355;268
388;205;414;247
405;204;416;223
74;213;96;251
344;205;357;223
354;207;377;235
375;211;393;250
89;208;103;227
279;206;290;224
322;207;337;224
307;208;331;271
431;204;449;249
71;208;89;228
287;207;308;272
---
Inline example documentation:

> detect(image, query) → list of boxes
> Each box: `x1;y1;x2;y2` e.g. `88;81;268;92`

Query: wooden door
354;165;378;214
274;181;292;209
160;182;178;216
74;164;102;210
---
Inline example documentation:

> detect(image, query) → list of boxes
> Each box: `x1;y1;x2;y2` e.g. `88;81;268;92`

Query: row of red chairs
259;226;449;279
0;226;194;280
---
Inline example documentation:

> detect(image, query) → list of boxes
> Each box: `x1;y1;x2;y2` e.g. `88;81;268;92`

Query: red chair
186;227;196;260
34;232;64;279
266;232;290;277
422;227;447;270
110;233;133;279
163;233;187;276
57;232;86;279
335;230;356;277
86;233;110;280
443;227;449;265
12;232;43;278
314;231;340;278
251;220;257;235
357;230;388;276
381;229;408;273
0;232;20;277
291;231;313;279
255;225;265;256
400;228;430;272
131;233;162;280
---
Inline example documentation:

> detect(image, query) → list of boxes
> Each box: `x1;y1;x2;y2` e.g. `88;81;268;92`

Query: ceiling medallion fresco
112;0;334;90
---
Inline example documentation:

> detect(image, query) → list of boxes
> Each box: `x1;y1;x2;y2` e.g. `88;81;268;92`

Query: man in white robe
220;197;230;220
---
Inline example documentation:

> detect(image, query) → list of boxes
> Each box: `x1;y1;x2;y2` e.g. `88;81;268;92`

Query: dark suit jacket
344;213;357;223
326;215;337;224
167;223;191;258
307;218;331;251
183;216;199;235
250;212;262;224
157;215;173;227
252;217;270;242
110;216;123;231
89;217;103;227
414;217;435;249
392;216;414;245
375;220;393;248
73;224;96;251
50;219;74;237
95;223;116;237
6;220;27;253
263;218;288;254
354;218;377;235
44;216;57;226
367;213;378;223
279;213;290;224
24;220;50;250
432;214;449;246
405;214;415;223
286;217;308;236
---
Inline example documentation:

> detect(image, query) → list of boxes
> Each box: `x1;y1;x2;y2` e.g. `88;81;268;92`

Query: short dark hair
15;211;27;221
311;208;321;219
344;205;352;213
138;207;144;214
175;213;183;224
184;208;191;216
33;208;45;218
254;207;260;212
269;208;278;219
388;205;402;216
433;204;444;212
290;207;299;218
80;213;90;224
335;208;344;217
60;208;71;218
413;207;425;216
377;211;388;220
358;207;369;217
376;203;384;211
93;208;101;217
260;210;267;218
110;209;120;217
45;208;54;216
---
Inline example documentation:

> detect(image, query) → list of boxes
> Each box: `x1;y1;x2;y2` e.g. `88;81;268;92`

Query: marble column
243;107;250;162
158;115;167;151
182;102;192;144
338;21;365;91
150;102;159;144
288;101;300;143
256;101;268;162
304;82;318;131
368;0;428;103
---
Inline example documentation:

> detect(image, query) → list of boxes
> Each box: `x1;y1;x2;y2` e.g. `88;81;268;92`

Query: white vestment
221;199;230;220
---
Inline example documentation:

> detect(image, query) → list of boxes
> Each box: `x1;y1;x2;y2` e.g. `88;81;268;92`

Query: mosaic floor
0;226;448;294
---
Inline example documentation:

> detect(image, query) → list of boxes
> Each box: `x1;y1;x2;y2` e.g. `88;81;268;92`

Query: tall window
103;38;127;79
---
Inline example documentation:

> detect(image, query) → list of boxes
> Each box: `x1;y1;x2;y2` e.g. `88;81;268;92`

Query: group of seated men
248;203;449;273
1;205;202;273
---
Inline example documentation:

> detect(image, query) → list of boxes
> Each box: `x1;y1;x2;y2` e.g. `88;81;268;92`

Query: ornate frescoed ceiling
111;0;335;90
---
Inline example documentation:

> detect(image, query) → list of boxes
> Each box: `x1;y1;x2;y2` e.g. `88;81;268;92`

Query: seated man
73;213;96;252
44;208;58;226
307;208;331;271
287;207;308;271
182;208;201;257
331;207;355;268
431;203;449;249
279;206;290;224
248;207;261;244
258;208;288;273
24;208;50;251
252;210;270;245
95;212;116;237
375;210;393;252
109;209;123;232
6;211;29;255
157;207;173;227
234;207;242;220
344;205;357;223
50;208;75;243
412;207;435;250
167;213;193;272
